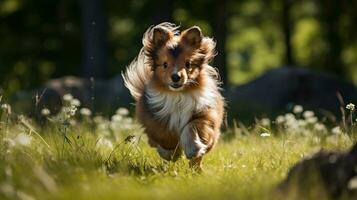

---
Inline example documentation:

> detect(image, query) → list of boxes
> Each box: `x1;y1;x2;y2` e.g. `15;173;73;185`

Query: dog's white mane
145;77;218;133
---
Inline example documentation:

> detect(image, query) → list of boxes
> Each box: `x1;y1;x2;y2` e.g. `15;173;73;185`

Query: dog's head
142;23;216;92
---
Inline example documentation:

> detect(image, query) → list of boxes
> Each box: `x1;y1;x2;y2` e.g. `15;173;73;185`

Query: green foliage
0;0;357;96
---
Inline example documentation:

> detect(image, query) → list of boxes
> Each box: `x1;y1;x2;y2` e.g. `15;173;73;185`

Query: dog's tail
122;48;151;101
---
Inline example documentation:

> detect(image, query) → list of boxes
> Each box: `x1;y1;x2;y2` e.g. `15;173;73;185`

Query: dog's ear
181;26;203;48
152;27;170;47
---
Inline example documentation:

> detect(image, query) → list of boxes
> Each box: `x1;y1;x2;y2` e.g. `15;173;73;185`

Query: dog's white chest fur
145;85;216;133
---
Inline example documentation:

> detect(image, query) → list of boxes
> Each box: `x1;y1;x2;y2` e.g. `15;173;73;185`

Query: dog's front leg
180;119;215;169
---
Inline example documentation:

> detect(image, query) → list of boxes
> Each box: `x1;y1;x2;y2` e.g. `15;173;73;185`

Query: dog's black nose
171;74;181;82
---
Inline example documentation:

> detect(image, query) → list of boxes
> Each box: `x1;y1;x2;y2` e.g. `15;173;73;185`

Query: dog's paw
157;146;182;161
183;144;206;159
181;135;207;159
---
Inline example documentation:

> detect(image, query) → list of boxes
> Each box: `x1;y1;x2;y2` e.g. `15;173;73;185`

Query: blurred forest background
0;0;357;97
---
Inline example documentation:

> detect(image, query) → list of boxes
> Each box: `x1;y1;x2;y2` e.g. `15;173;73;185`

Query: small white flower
314;123;326;132
331;126;342;135
260;132;271;137
116;107;129;116
111;114;122;122
260;118;270;126
63;94;73;102
346;103;355;111
297;119;307;127
303;110;314;119
348;176;357;190
284;113;296;121
306;117;318;124
1;103;11;114
15;133;32;146
276;115;285;124
69;105;77;116
71;98;81;107
293;105;303;114
93;116;104;124
69;119;77;126
41;108;51;116
1;103;9;110
80;107;92;116
96;138;113;150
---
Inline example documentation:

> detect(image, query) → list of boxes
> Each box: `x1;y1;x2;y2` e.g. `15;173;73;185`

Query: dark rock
279;143;357;199
11;67;357;121
227;67;357;121
11;75;132;117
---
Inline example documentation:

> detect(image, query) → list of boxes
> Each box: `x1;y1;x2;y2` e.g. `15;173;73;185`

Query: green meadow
0;96;355;200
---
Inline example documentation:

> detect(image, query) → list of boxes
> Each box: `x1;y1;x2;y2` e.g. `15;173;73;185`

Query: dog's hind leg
157;145;182;162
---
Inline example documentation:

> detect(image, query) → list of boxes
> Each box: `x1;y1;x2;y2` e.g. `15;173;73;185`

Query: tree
80;0;109;79
316;0;344;76
282;0;294;66
212;0;228;88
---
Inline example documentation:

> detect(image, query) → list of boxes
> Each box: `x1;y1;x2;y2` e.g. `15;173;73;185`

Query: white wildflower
69;105;77;116
348;176;357;190
293;105;303;114
297;119;307;127
122;117;133;124
303;110;314;119
331;126;342;135
306;117;318;124
1;103;11;114
63;94;73;102
116;107;129;116
93;116;104;124
15;133;32;146
41;108;51;116
80;107;92;116
346;103;355;111
111;114;122;122
96;138;113;150
285;113;295;120
260;132;271;137
314;123;326;132
275;115;285;124
1;103;9;110
70;98;81;107
69;119;76;126
260;118;270;126
120;118;134;129
62;106;77;117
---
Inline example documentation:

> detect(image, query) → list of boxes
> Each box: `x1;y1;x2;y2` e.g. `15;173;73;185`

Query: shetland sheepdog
122;22;224;169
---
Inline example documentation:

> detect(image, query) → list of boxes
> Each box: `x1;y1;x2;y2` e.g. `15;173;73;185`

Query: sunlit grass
0;96;355;200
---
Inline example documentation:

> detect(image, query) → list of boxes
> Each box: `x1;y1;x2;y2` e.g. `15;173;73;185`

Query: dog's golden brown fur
122;22;224;168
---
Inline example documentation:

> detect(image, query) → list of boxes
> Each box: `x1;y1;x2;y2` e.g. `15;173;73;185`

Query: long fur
122;23;225;168
121;49;151;101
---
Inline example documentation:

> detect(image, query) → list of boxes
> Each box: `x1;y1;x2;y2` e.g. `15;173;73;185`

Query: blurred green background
0;0;356;96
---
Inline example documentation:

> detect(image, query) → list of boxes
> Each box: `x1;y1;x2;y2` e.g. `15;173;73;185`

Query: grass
0;97;356;200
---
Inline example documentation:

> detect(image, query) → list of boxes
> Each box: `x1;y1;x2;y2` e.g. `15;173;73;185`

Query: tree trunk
80;0;108;79
212;0;228;88
318;0;344;76
282;0;294;66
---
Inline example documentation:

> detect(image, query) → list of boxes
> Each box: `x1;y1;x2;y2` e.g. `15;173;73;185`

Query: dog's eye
185;61;190;69
163;62;168;69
